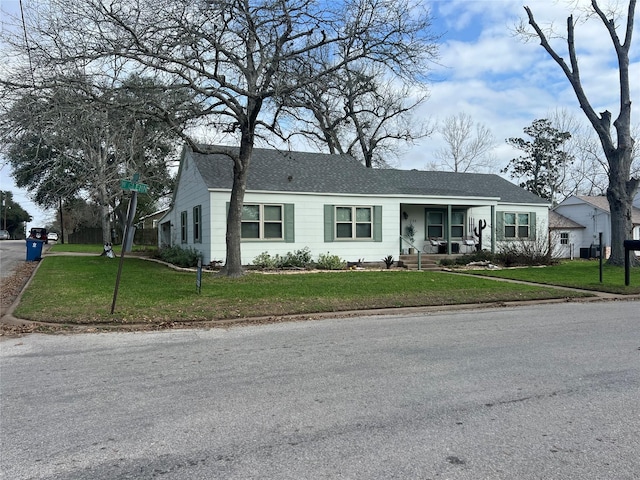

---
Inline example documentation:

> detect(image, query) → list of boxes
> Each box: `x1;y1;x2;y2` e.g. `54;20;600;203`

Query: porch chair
462;237;477;253
423;237;443;254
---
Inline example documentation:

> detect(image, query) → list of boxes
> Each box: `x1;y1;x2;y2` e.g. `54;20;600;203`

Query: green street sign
132;183;148;194
120;179;148;194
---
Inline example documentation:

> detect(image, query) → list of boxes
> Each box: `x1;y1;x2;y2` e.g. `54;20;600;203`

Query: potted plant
405;221;417;254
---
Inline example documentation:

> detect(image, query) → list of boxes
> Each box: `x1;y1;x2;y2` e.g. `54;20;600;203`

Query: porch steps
398;254;442;271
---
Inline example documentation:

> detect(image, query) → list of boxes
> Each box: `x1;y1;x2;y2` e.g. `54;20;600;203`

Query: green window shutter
284;204;295;242
193;206;197;242
529;211;536;240
496;211;504;241
324;205;334;242
373;205;382;242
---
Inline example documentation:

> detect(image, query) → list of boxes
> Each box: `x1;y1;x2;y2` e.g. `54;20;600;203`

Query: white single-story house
552;195;640;259
158;146;550;265
549;210;586;259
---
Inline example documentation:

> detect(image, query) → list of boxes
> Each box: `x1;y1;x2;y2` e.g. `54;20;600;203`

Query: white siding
209;191;401;265
163;154;211;260
206;192;548;265
551;230;583;259
554;203;609;248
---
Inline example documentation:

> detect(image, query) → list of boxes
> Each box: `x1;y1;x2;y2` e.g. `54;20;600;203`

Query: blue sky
406;0;640;171
1;0;639;227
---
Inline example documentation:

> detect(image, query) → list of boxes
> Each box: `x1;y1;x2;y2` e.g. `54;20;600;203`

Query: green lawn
14;256;594;325
463;259;640;295
48;243;157;255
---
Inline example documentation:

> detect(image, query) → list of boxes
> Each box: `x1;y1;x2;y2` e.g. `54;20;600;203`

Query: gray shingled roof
189;146;548;204
549;210;585;229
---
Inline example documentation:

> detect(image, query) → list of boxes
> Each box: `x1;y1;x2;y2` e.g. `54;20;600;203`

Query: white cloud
0;0;637;219
399;0;639;173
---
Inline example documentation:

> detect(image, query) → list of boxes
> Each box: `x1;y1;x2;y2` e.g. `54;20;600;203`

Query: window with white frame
560;232;569;245
451;210;465;238
426;211;444;238
241;204;283;239
180;211;188;243
504;212;530;239
336;206;372;239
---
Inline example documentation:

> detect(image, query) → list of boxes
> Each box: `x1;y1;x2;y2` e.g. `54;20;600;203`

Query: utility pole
2;192;7;230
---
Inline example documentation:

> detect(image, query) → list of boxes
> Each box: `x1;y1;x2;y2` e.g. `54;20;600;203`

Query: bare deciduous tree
280;64;436;168
432;112;496;173
523;0;637;265
547;109;640;199
3;0;437;276
547;108;608;198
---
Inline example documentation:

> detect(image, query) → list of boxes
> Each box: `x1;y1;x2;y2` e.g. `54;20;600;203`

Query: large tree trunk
218;93;262;277
98;182;112;245
219;106;258;277
606;148;638;265
222;148;251;278
606;188;634;265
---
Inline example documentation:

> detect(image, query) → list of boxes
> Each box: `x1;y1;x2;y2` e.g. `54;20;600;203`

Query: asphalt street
0;240;29;278
1;301;639;479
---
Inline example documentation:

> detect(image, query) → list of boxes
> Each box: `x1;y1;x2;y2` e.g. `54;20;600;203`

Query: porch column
491;205;496;253
447;204;452;254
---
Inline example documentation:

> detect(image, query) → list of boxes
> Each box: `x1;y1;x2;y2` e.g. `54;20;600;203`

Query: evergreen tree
503;119;573;204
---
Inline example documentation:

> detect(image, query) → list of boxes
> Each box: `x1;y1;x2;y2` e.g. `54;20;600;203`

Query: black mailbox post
623;240;640;286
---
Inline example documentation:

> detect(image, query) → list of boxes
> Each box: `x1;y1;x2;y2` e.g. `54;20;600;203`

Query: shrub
496;227;556;267
252;252;278;269
496;243;556;267
382;255;395;269
252;248;314;269
439;245;557;268
279;247;313;268
316;252;346;270
158;245;202;268
439;250;496;267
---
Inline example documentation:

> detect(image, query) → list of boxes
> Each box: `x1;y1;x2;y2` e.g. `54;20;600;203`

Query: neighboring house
552;195;640;259
138;208;169;230
158;146;550;265
548;210;586;259
135;208;169;246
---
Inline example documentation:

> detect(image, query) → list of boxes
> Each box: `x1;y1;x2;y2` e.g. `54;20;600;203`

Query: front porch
400;202;496;256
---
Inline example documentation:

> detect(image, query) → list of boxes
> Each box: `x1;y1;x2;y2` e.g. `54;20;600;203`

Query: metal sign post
196;257;202;294
623;240;640;286
111;174;148;315
599;232;603;283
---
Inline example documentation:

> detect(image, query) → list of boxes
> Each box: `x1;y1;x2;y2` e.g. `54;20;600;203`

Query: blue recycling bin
26;239;44;261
